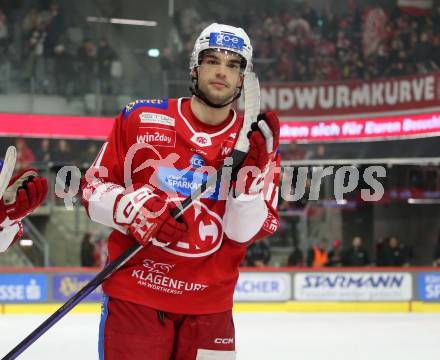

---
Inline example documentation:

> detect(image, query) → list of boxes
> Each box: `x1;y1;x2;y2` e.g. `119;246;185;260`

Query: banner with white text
238;72;440;119
279;111;440;142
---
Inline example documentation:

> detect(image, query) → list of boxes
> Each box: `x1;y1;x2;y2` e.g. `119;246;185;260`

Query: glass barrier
1;136;439;269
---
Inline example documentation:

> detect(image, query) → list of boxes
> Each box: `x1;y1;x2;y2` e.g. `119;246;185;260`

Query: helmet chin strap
189;71;242;109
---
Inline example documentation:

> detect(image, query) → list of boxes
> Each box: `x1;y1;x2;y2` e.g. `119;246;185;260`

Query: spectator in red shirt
15;138;35;170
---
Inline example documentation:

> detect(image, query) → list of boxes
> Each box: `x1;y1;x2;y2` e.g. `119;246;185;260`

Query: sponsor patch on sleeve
123;99;169;119
263;213;279;234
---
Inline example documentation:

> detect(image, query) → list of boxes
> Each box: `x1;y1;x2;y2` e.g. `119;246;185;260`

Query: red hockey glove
236;111;280;195
0;168;48;223
113;186;187;247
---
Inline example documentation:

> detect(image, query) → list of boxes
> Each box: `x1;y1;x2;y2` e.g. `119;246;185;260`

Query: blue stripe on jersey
98;295;109;360
122;99;169;119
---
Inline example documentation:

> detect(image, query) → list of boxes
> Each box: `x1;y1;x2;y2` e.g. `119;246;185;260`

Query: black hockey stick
1;72;260;360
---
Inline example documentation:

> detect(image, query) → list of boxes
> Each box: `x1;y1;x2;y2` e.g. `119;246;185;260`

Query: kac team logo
190;132;212;147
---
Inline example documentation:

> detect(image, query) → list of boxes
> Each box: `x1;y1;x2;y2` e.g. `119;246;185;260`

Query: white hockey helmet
190;23;253;74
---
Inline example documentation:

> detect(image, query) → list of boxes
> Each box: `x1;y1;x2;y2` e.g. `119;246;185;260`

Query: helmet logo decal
209;32;244;50
190;24;252;74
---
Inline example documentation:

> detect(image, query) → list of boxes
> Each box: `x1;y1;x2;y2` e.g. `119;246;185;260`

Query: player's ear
238;73;244;88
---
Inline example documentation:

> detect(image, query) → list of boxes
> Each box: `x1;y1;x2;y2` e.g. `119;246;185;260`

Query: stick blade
0;146;17;198
235;72;260;153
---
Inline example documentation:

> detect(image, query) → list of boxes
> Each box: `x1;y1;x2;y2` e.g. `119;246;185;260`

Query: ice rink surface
1;312;440;359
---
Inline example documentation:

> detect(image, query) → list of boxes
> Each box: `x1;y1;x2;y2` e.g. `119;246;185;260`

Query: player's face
196;50;244;105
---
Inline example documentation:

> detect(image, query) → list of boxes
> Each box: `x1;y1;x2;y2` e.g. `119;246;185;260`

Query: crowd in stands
1;0;439;98
0;137;102;171
296;236;413;267
170;1;440;81
0;0;120;95
244;234;424;267
253;4;440;81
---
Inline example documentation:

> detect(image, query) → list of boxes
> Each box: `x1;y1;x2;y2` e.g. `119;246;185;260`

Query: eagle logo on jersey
142;259;175;274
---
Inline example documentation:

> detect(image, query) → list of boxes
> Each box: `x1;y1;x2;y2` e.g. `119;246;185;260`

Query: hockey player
81;23;280;360
0;167;48;252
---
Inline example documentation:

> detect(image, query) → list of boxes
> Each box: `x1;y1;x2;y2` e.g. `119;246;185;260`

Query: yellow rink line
0;303;101;314
410;301;440;313
234;302;411;312
1;302;440;314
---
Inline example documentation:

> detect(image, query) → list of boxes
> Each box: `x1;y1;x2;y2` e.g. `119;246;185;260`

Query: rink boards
0;267;439;314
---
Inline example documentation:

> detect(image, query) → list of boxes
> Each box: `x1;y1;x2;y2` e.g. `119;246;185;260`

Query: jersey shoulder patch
122;99;169;119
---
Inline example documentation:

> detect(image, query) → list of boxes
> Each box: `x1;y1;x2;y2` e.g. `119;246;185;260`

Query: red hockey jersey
82;98;280;314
